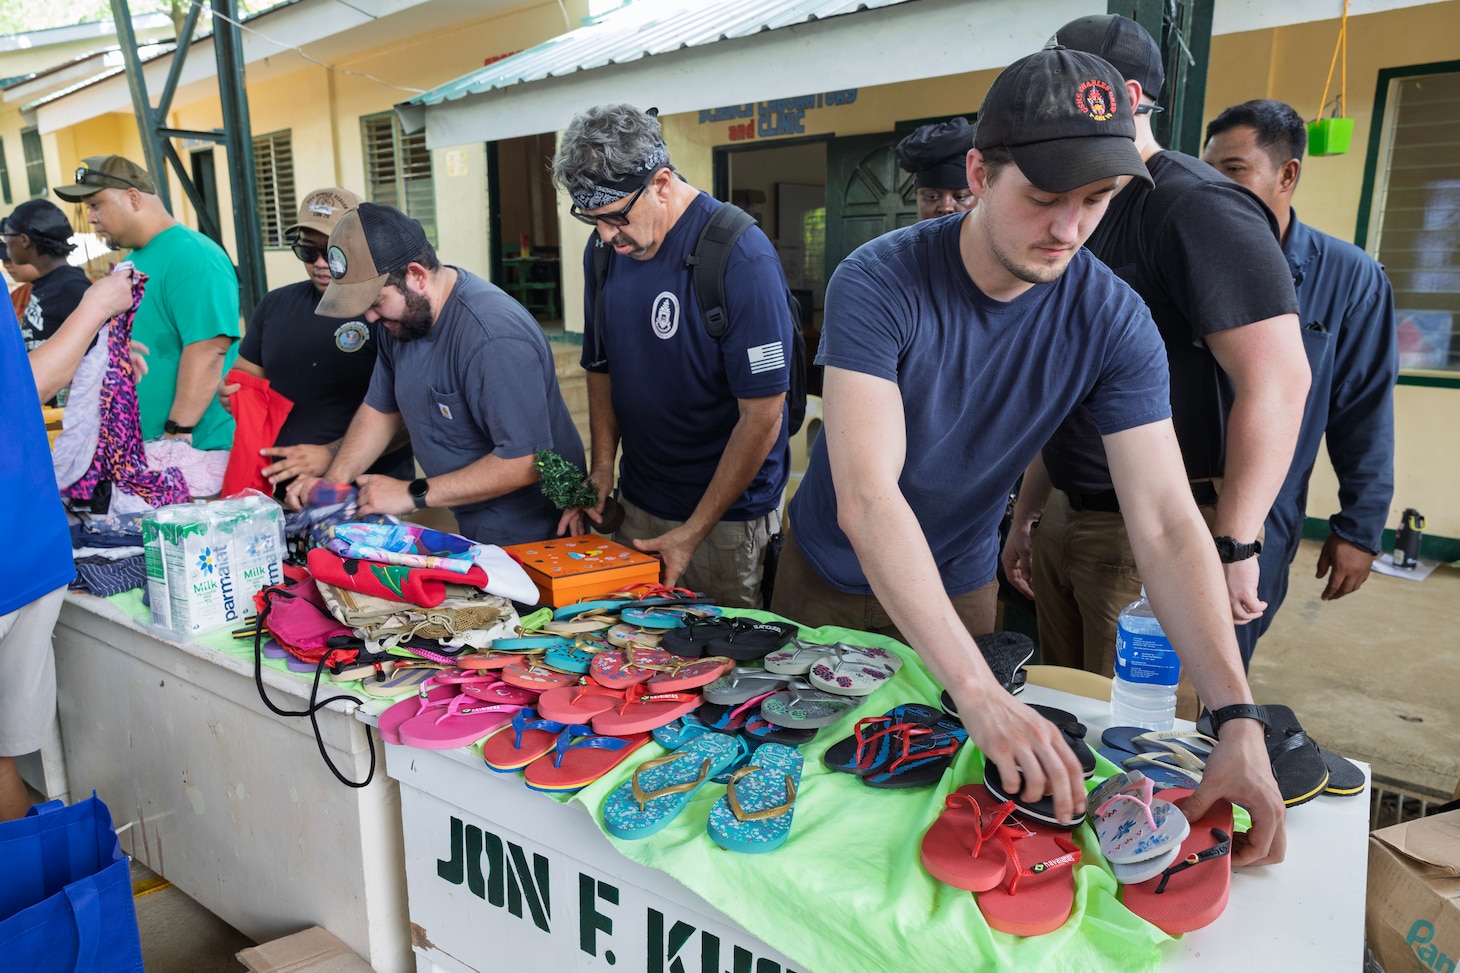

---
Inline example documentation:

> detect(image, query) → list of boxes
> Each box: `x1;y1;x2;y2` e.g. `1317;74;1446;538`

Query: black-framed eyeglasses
570;180;650;228
1134;104;1165;116
73;165;140;191
292;243;327;263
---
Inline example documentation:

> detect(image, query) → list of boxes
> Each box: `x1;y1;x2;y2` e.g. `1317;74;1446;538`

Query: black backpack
590;202;809;436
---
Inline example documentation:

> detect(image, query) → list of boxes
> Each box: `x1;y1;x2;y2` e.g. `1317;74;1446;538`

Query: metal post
213;0;266;317
110;0;171;211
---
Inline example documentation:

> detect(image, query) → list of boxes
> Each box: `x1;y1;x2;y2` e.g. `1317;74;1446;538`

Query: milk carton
142;494;285;636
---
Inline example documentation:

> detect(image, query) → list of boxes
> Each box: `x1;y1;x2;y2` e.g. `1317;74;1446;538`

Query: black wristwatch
1214;535;1262;563
408;477;430;509
163;419;195;435
1208;703;1270;737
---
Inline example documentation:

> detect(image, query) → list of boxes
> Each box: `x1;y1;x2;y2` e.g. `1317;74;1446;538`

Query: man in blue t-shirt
773;48;1286;864
551;105;794;607
1203;99;1397;667
285;204;583;547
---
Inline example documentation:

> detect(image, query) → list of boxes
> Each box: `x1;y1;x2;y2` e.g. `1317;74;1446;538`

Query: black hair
977;144;1015;182
383;243;441;287
1205;99;1307;167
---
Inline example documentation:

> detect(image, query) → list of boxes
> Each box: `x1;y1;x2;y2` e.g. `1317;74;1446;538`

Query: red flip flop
920;784;1019;892
536;682;628;723
481;709;585;772
975;818;1082;936
592;685;702;735
1120;788;1234;935
646;656;734;693
501;663;578;691
589;647;677;688
522;728;652;792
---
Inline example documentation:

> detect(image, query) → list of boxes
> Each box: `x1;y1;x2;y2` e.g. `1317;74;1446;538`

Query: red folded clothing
306;547;490;608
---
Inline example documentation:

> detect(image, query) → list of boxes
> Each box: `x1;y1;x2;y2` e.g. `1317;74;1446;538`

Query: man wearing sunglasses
54;155;238;451
551;104;796;607
220;188;413;491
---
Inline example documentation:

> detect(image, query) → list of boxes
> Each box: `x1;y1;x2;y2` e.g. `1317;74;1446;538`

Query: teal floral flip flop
706;743;804;854
602;732;747;840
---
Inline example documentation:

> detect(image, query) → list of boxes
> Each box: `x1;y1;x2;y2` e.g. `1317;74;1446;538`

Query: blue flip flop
1096;747;1202;789
706;743;804;854
602;732;747;839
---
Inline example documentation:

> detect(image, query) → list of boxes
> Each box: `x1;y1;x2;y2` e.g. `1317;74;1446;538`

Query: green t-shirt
128;224;240;451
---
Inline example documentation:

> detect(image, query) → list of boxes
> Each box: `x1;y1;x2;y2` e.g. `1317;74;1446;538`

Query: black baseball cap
974;47;1152;194
896;118;977;189
317;202;430;318
2;199;76;250
1053;14;1165;100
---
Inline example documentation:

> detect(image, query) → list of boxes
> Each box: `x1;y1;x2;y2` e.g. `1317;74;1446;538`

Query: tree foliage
0;1;264;41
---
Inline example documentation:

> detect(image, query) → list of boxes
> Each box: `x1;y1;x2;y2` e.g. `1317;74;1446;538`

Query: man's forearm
585;371;620;476
171;337;233;426
682;396;784;538
1013;453;1053;528
1211;384;1307;541
419;452;538;508
324;404;402;483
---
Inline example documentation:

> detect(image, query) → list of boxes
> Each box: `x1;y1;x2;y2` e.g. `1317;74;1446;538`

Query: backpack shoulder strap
688;202;757;339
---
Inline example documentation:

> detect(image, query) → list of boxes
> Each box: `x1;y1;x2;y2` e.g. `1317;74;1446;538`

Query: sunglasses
73;165;141;191
292;243;328;263
570;180;651;228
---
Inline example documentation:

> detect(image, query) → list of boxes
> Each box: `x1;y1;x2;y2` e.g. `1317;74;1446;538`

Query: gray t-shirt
364;268;585;546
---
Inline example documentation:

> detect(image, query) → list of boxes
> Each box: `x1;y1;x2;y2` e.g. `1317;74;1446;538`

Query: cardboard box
236;926;375;973
502;534;660;606
1366;810;1460;973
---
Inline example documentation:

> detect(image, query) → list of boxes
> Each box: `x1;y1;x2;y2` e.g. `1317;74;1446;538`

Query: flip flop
1103;726;1215;766
459;681;539;706
763;639;839;675
701;667;796;705
823;704;948;776
1096;748;1202;790
481;709;586;772
490;635;568;654
759;685;859;728
652;713;716;750
1087;771;1190;865
974;819;1083;937
706;743;804;854
920;783;1020;892
396;694;525;750
522;728;651;792
697;692;774;734
1198;705;1329;806
357;666;438;699
1120;786;1234;934
602;732;747;839
541;609;617;635
536;682;628;723
658;616;736;659
378;684;457;745
605;623;664;648
589;647;678;688
620;605;724;630
1262;704;1354;800
457;651;528;670
599;583;710;606
740;714;817;747
1028;704;1098;779
592;685;703;736
646;656;735;693
806;644;903;696
501;663;578;691
983;760;1086;829
707;619;799;661
975;631;1036;693
863;723;967;789
544;642;598;674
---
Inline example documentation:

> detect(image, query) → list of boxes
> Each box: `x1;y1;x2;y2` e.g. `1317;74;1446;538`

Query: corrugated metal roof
406;0;918;106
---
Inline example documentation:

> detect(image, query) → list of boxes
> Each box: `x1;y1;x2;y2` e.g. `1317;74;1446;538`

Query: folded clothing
307;546;492;608
72;555;147;597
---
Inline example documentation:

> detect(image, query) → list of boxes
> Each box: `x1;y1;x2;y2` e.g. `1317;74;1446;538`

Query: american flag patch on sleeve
747;341;786;374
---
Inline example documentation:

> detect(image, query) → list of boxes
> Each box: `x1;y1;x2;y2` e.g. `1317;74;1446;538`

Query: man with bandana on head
551;104;797;608
285;203;583;546
895;117;978;222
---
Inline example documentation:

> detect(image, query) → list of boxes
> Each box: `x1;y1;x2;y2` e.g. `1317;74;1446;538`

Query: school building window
362;112;436;244
1364;63;1460;371
0;137;12;205
21;127;45;198
253;130;297;249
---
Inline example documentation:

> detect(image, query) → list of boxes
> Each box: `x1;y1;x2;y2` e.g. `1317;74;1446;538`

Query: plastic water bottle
1109;588;1180;731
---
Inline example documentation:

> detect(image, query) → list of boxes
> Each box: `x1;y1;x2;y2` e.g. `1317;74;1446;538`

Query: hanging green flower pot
1308;117;1355;156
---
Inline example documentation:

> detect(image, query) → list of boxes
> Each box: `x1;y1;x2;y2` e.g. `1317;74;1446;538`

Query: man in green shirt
55;155;238;451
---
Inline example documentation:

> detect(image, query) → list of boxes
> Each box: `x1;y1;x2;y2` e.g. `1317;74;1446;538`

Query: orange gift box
502;535;661;607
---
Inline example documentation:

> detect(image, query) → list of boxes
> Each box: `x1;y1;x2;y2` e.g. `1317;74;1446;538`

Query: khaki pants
1031;490;1201;721
0;585;66;756
614;499;778;610
769;528;997;645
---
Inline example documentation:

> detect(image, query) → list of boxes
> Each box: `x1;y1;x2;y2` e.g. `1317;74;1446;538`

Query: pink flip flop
591;685;702;735
589;647;678;688
501;663;578;691
645;656;734;693
396;694;526;750
460;681;540;705
378;684;457;745
536;682;629;723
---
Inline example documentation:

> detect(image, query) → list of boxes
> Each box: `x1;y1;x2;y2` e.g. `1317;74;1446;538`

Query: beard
382;287;435;342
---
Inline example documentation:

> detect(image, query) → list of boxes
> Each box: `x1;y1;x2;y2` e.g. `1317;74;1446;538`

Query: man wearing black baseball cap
1003;16;1308;725
284;203;584;546
895;117;979;221
1;200;91;373
54;154;240;451
773;46;1285;862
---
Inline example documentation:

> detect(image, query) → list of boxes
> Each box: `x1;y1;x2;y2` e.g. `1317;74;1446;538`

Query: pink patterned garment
61;269;191;508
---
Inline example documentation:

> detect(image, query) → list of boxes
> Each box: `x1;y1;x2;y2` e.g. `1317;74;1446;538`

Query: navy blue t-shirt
788;214;1172;595
580;192;793;522
365;269;584;546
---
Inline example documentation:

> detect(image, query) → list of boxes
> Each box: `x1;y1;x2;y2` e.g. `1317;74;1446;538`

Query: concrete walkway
1248;539;1460;799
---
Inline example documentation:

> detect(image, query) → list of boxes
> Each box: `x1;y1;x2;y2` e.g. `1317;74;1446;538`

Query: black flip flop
1197;705;1331;806
823;703;948;777
1263;704;1358;798
982;760;1086;829
659;616;735;658
977;631;1035;691
708;618;798;661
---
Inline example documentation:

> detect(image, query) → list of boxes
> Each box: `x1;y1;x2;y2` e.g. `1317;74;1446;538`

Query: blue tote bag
0;792;145;972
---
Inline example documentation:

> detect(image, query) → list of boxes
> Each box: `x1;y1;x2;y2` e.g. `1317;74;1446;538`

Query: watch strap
1214;535;1261;563
163;419;195;435
409;478;429;509
1208;703;1270;736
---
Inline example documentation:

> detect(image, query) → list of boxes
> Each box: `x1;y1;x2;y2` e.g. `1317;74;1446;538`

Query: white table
52;593;414;973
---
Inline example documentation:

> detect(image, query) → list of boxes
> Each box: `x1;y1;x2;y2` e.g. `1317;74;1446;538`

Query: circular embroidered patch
327;245;348;279
1077;79;1116;122
651;291;680;340
334;321;369;353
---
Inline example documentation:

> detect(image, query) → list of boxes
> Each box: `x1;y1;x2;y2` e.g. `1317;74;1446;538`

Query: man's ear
404;261;431;291
1279;157;1302;195
1125;80;1142;113
967;148;992;199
